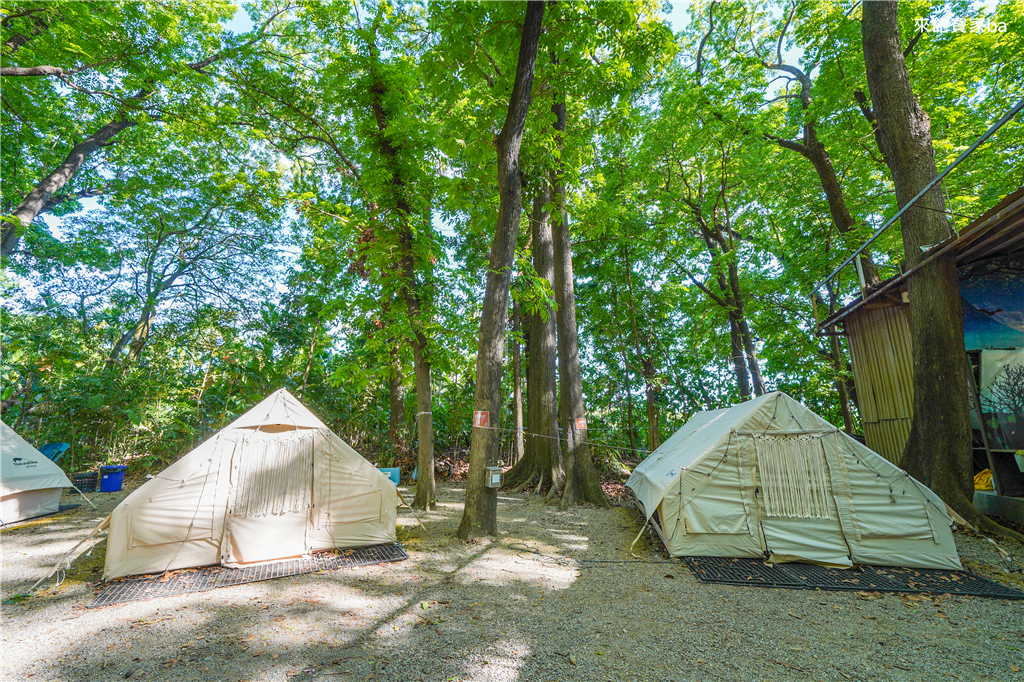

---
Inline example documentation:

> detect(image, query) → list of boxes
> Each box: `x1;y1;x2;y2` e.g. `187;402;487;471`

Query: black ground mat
88;543;408;608
682;556;1024;600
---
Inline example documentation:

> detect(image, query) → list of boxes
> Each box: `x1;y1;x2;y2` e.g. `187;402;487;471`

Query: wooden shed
821;188;1024;508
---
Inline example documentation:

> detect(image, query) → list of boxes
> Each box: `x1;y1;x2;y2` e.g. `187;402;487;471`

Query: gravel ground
2;481;1023;682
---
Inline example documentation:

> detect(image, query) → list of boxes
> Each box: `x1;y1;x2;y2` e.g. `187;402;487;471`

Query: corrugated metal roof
820;187;1024;329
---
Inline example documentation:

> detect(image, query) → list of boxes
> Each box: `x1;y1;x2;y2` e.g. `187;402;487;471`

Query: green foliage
2;0;1020;475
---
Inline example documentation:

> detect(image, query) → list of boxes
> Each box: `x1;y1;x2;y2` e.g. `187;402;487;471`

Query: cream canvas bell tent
102;389;398;581
2;421;72;524
626;392;961;570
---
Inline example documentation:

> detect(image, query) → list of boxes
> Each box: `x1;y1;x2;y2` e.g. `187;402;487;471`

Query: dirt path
2;482;1022;681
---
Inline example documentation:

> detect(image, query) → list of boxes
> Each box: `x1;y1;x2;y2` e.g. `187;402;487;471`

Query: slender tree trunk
829;328;856;434
511;300;525;464
621;345;636;453
622;245;662;448
388;342;406;457
640;357;661;452
862;1;989;533
409;334;434;508
801;136;881;285
458;0;544;539
728;317;752;399
364;32;436;509
505;190;562;493
399;218;435;510
301;318;320;399
2;95;148;257
550;94;608;510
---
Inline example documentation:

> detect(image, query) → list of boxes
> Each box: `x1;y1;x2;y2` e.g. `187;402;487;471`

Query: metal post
854;256;867;297
966;357;1000;496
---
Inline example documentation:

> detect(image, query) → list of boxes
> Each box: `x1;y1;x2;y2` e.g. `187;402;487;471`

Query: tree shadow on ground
4;485;1023;682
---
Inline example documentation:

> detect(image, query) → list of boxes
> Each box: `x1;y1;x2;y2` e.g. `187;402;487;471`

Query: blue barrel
378;467;400;486
99;465;128;492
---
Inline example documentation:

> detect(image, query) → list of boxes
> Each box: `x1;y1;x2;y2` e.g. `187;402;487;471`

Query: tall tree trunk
620;344;636;454
728;317;752;399
364;30;436;510
2;95;148;257
125;308;154;364
409;335;434;508
640;357;661;452
862;0;981;528
763;58;881;286
550;94;608;510
504;190;562;493
622;245;661;448
729;263;765;396
110;296;157;366
301;318;321;399
388;341;406;457
828;325;856;434
400;218;434;510
511;300;525;464
457;0;544;539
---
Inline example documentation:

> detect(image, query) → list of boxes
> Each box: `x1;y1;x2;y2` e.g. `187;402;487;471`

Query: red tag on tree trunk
473;411;490;428
575;417;587;431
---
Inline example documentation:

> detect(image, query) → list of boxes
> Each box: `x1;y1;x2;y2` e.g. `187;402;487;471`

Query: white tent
102;389;398;581
2;421;72;524
626;392;961;570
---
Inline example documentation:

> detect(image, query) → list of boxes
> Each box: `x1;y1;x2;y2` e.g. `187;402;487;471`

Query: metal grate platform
88;543;408;608
682;556;1023;600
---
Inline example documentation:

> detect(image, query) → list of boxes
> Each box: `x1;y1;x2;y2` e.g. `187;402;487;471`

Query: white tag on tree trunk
575;417;587;431
473;411;490;428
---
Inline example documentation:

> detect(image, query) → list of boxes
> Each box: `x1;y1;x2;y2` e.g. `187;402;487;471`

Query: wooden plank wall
846;304;914;464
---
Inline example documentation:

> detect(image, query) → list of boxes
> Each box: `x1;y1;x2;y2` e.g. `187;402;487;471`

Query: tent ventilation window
231;431;314;517
754;434;834;520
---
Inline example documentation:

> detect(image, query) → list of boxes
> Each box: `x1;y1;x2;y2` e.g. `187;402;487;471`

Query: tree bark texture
365;31;436;510
622;245;662;449
126;303;156;364
301;318;321;399
829;329;856;433
504;190;563;494
388;340;406;457
683;197;764;399
2;94;148;257
862;1;974;515
457;0;544;539
512;299;525;464
639;357;662;451
550;95;608;510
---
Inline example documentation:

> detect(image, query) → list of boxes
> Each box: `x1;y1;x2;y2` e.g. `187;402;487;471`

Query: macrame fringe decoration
231;430;316;517
754;434;834;520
